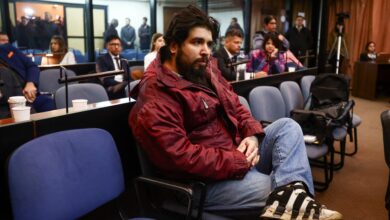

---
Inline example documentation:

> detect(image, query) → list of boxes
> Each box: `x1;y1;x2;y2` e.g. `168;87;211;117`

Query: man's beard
176;48;209;85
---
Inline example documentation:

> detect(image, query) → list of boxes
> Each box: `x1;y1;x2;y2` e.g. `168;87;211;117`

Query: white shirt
144;51;157;69
110;53;123;82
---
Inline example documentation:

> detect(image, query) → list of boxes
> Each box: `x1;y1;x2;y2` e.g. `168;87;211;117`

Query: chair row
239;75;361;191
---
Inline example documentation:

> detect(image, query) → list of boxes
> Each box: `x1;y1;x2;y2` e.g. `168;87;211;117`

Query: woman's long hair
50;35;68;60
150;33;163;52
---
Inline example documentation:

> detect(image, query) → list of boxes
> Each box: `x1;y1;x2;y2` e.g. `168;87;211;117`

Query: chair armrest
135;176;207;220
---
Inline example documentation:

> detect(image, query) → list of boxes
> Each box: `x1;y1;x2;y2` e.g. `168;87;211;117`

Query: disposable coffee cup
8;96;27;118
288;67;296;72
72;99;88;111
244;72;251;80
11;106;31;122
8;96;26;109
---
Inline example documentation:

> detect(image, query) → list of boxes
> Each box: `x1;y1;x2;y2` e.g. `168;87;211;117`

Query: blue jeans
204;118;313;210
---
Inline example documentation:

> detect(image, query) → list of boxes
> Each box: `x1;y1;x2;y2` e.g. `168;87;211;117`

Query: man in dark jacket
138;17;151;50
120;18;136;49
286;16;313;60
213;28;243;81
0;33;55;118
129;5;342;220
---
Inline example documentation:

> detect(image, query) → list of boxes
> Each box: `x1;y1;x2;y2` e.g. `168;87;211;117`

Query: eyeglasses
109;43;121;47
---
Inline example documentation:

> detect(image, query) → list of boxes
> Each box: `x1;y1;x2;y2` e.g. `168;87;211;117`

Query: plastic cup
72;99;88;111
12;106;31;122
244;72;251;80
8;96;26;109
288;67;296;72
8;96;27;118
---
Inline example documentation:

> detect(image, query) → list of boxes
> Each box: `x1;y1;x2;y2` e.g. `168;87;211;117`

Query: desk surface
0;98;134;126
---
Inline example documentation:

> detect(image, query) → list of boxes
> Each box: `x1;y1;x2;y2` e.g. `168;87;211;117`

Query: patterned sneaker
260;182;342;220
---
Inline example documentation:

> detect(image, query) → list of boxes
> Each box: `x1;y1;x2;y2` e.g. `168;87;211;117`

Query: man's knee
273;118;301;130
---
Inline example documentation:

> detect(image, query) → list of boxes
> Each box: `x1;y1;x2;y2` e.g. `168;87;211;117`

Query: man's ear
170;42;178;55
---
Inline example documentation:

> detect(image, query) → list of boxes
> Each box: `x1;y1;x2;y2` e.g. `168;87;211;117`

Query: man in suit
96;35;127;100
213;28;243;81
120;18;136;49
138;17;151;50
0;32;55;118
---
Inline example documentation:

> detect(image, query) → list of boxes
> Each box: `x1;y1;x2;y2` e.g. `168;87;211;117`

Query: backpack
308;73;354;127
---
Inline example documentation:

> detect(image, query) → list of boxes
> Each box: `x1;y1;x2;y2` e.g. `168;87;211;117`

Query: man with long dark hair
129;5;342;220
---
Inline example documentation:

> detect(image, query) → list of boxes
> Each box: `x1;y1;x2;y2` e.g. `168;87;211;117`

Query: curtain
327;0;390;79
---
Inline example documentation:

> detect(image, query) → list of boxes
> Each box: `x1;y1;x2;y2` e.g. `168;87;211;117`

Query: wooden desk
352;61;390;100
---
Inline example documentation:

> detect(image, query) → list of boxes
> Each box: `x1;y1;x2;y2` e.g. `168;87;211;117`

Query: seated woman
246;33;286;78
41;35;76;65
144;33;165;69
360;41;377;62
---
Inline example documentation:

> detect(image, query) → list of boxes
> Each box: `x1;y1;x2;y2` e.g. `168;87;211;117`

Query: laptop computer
376;53;390;63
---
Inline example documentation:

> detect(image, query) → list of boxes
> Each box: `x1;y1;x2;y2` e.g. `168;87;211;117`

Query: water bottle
236;50;246;81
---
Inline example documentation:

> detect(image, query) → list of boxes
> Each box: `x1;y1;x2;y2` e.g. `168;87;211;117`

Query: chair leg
345;127;358;156
313;145;335;192
333;138;346;171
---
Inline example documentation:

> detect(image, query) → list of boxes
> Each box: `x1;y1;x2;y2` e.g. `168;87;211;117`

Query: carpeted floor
314;96;389;219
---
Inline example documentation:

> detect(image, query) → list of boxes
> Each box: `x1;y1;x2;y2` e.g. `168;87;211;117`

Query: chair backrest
249;86;286;122
238;95;251;114
126;79;141;97
279;81;304;116
8;128;125;220
300;75;315;102
54;83;109;109
381;110;390;168
39;69;77;94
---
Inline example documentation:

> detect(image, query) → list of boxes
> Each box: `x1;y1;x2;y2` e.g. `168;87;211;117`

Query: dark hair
262;33;282;51
296;15;305;19
0;32;8;36
150;33;163;52
160;5;220;63
264;15;277;25
225;28;243;39
232;17;237;22
50;35;68;53
365;41;375;52
105;35;121;45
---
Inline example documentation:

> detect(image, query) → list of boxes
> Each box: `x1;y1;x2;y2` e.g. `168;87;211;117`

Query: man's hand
237;136;260;167
254;71;268;78
278;34;285;42
23;82;37;103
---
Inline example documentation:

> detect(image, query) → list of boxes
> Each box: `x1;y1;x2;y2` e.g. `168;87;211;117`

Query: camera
336;12;349;25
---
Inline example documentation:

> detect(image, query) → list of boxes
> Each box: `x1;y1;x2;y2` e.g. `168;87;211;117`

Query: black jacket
286;26;313;57
213;47;236;81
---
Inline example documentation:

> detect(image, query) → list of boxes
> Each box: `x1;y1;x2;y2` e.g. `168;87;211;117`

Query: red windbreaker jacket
129;57;265;181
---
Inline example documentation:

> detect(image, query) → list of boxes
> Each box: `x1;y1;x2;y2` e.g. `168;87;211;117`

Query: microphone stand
60;66;69;113
121;58;132;101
